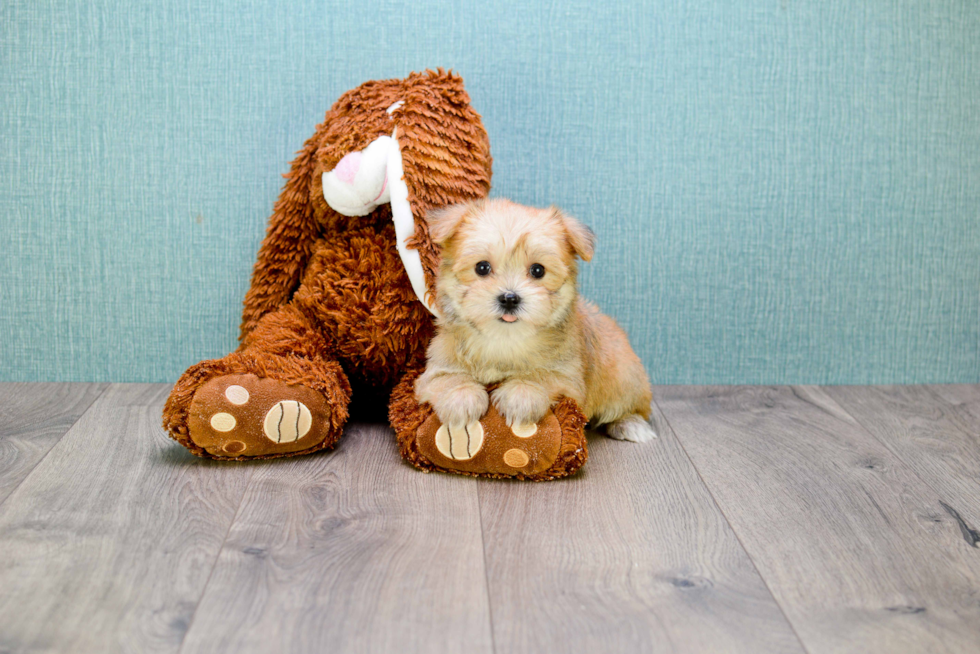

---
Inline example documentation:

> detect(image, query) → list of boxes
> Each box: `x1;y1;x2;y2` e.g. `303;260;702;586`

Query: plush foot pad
187;374;335;459
390;374;588;481
418;410;562;476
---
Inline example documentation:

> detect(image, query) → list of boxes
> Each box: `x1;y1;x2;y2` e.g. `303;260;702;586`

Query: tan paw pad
224;385;250;405
210;412;237;432
434;421;484;460
503;448;530;468
511;422;537;438
263;400;313;444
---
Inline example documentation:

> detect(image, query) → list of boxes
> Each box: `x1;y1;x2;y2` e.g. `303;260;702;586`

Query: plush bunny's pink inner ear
427;202;474;245
321;136;393;217
334;151;362;183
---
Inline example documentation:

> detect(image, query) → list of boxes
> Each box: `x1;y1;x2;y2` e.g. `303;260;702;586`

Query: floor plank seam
649;392;815;654
922;385;980;443
820;386;980;548
174;465;258;654
0;382;111;513
475;481;498;654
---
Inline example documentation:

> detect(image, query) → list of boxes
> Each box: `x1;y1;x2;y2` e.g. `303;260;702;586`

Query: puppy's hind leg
605;414;657;443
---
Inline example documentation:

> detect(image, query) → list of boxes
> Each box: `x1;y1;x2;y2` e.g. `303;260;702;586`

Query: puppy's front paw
431;384;490;429
491;381;551;428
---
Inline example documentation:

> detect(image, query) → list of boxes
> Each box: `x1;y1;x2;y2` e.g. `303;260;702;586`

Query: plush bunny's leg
163;305;351;459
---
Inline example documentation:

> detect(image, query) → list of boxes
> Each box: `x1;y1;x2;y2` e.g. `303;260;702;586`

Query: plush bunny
162;70;587;480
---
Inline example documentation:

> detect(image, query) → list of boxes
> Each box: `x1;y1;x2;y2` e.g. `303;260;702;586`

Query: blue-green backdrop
2;0;978;384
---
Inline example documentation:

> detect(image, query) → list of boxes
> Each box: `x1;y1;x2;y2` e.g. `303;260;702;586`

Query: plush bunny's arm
239;137;321;342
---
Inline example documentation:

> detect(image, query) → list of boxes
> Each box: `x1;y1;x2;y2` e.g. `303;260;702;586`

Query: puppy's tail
605;414;657;443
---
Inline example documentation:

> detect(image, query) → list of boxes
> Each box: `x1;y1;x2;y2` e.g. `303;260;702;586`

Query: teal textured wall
2;1;978;384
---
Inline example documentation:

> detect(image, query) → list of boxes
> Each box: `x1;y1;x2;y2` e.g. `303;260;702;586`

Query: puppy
414;198;655;442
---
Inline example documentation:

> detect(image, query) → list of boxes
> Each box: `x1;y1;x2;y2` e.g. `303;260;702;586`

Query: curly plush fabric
163;71;493;460
240;70;492;338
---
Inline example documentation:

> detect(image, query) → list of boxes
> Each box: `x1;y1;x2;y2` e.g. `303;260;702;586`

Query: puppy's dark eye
475;261;492;276
529;263;546;279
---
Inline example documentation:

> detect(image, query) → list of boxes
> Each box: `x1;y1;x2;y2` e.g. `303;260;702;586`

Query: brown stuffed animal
162;70;588;480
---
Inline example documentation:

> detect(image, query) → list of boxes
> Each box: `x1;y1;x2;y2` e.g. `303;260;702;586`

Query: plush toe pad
434;421;484;460
263;401;313;443
187;374;332;458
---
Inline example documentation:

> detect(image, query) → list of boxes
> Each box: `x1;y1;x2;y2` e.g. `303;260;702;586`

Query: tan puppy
415;198;655;442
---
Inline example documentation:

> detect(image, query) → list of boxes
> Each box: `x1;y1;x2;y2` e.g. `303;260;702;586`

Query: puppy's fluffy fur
415;198;655;442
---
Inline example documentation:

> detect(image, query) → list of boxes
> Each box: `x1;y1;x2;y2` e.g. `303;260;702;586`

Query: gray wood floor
0;383;978;654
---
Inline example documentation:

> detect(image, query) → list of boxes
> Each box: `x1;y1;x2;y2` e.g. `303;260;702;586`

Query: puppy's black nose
498;291;521;311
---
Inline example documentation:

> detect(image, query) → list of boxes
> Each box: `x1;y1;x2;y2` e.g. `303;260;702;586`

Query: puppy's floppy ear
554;208;596;262
426;202;473;245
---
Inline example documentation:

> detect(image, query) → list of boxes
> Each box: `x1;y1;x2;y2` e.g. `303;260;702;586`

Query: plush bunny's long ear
426;202;476;246
239;135;321;342
554;208;596;262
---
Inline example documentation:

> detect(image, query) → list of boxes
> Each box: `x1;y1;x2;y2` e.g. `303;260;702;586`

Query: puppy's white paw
606;415;658;443
491;381;551;427
432;384;490;429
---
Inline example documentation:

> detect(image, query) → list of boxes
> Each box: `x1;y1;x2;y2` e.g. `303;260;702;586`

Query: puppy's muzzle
497;292;521;312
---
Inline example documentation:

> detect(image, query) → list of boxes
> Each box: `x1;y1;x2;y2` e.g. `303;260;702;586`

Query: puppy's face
428;199;595;334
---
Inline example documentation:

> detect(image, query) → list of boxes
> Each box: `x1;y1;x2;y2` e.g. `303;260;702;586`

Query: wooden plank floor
0;383;977;654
